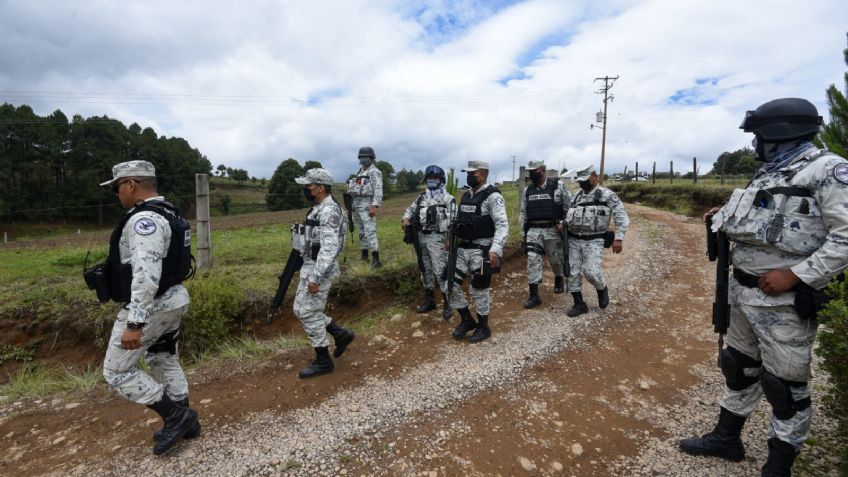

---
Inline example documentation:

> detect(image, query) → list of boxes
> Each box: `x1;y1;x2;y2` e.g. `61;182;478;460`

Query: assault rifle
705;213;730;366
342;192;355;244
268;224;305;323
561;223;571;277
444;201;459;300
404;196;426;277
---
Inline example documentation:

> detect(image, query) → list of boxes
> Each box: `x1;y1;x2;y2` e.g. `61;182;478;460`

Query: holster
83;263;111;304
603;231;615;248
793;282;829;320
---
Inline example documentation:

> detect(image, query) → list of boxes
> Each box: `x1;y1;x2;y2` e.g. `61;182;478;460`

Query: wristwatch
126;322;146;330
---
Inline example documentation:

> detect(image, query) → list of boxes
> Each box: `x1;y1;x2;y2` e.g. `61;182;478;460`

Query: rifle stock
706;213;730;365
445;202;458;300
562;225;571;277
342;192;355;243
268;224;306;323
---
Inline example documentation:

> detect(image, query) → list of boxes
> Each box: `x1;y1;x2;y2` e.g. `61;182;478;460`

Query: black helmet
357;146;376;160
423;165;446;184
739;98;822;142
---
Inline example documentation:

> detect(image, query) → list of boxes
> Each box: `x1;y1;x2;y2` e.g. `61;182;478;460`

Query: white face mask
426;179;441;190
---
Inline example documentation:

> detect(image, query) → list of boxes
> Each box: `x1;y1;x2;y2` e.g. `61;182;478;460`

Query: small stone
200;398;212;404
64;402;81;410
639;380;650;390
51;398;63;407
552;461;563;472
518;457;536;471
52;436;67;445
412;330;425;338
146;418;159;426
390;314;402;322
411;321;422;329
5;431;14;439
571;443;584;456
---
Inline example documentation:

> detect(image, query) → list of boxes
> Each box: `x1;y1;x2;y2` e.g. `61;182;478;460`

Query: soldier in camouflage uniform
680;98;848;477
448;161;509;343
347;146;384;268
564;164;628;317
294;168;356;378
402;165;456;320
99;161;199;455
520;160;572;309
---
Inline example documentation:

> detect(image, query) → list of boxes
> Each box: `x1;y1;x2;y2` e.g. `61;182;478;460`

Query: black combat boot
298;346;334;378
452;307;477;340
468;315;491;343
597;287;610;309
524;284;542;309
554;276;565;294
416;289;437;313
566;292;589;317
761;438;798;477
361;249;369;261
371;251;382;269
153;398;200;442
147;394;200;455
326;321;356;358
679;407;747;462
442;296;453;321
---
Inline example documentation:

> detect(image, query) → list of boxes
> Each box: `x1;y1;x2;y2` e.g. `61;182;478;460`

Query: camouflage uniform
710;143;848;449
402;187;456;295
292;193;346;348
100;162;191;406
520;162;571;285
565;173;629;293
347;161;383;252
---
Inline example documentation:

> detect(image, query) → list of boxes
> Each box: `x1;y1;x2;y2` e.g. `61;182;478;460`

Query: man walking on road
520;160;571;309
563;164;628;317
680;98;848;476
347;146;384;268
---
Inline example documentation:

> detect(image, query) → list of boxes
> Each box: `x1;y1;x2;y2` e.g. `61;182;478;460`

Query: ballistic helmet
423;165;446;184
739;98;822;142
358;146;376;160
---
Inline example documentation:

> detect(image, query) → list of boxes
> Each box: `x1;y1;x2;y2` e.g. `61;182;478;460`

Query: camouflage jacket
301;195;346;284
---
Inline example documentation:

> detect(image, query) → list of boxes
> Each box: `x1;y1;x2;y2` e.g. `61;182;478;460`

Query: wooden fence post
670;161;674;184
652;162;656;184
196;174;212;270
518;166;526;211
635;161;639;181
693;157;698;183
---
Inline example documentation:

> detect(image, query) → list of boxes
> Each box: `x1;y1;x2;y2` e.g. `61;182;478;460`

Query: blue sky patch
307;88;345;106
403;0;524;47
667;77;725;106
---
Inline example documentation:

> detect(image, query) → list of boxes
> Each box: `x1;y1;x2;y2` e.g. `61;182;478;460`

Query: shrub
818;279;848;473
182;273;249;356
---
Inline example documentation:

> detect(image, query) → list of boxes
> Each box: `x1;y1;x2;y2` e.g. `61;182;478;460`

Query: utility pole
592;75;619;184
511;155;517;184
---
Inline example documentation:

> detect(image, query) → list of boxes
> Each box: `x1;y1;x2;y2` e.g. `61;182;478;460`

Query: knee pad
761;369;811;420
147;328;180;355
526;243;545;256
720;346;762;391
452;268;466;286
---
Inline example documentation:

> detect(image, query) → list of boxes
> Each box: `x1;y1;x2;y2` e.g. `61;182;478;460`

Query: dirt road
0;204;836;476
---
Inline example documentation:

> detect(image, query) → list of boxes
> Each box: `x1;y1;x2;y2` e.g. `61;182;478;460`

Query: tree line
0;103;212;221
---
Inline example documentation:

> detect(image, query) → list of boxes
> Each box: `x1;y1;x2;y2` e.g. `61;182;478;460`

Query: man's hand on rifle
402;218;411;230
612;239;623;254
758;269;800;296
369;206;378;218
556;223;564;235
488;252;500;269
308;282;320;294
704;206;721;223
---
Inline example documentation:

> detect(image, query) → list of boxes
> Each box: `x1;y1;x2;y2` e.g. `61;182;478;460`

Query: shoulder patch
327;211;341;229
133;217;158;235
833;163;848;185
494;196;505;207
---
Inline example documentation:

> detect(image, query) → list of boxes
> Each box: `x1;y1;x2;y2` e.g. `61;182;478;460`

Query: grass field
606;179;740;216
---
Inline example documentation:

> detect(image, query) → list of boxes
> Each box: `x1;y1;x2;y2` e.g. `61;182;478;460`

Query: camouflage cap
295;168;334;185
99;160;156;187
461;160;489;172
527;160;545;170
574;164;596;181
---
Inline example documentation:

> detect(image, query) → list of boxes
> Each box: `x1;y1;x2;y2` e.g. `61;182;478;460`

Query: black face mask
529;171;544;183
579;180;593;192
467;174;480;188
303;187;315;202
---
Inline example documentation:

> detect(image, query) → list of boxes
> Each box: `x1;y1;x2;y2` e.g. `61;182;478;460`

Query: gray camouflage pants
419;231;449;292
353;198;378;252
449;247;491;315
103;306;190;405
526;226;564;285
567;238;606;292
293;275;333;348
719;279;818;450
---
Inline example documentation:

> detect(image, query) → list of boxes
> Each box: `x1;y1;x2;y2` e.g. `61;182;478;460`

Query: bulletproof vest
456;186;500;240
415;193;449;232
567;188;611;234
296;205;322;261
349;167;375;196
524;179;561;222
716;151;828;255
106;200;192;302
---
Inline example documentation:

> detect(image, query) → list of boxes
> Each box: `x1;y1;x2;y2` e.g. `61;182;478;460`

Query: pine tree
818;34;848;157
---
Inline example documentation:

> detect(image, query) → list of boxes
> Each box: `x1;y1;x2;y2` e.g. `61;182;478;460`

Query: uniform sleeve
555;184;572;223
371;167;383;207
403;196;419;221
790;157;848;289
608;190;629;240
489;192;509;257
518;189;526;232
126;213;170;324
310;206;343;284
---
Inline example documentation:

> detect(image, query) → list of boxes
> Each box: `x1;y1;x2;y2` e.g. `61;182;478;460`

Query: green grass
607;181;737;216
0;364;104;400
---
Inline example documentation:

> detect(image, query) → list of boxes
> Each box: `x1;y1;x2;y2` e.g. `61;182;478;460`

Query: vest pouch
776;211;827;255
426;205;439;226
83;263;111;303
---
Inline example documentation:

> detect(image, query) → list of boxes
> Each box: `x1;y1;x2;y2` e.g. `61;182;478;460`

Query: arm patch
834;163;848;185
134;218;158;235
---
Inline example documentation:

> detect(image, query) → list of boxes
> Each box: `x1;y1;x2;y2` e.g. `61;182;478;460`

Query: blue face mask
426;179;441;190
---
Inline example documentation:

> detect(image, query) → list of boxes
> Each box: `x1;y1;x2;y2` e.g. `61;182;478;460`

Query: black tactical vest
456;186;500;240
106;200;192;302
524;179;561;222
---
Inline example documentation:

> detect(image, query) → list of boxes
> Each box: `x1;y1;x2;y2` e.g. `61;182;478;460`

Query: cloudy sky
2;0;846;182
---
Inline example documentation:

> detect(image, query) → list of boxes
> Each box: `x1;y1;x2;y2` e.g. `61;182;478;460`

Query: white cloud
1;0;846;183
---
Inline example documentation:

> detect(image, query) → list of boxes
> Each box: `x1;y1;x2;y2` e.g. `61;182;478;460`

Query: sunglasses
111;179;135;194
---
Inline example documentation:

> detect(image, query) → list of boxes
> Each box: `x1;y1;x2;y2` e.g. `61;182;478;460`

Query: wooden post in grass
670;161;674;184
196;174;213;270
721;157;726;185
518;166;526;211
635;162;639;181
693;157;698;183
652;162;656;184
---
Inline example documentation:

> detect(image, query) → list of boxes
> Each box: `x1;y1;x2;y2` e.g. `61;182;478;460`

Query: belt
421;230;443;235
733;268;760;288
457;241;490;251
570;232;606;241
526;221;556;228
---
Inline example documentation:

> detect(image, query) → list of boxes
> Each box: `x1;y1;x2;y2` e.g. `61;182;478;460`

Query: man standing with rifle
679;98;848;476
402;165;456;320
446;161;509;343
288;168;356;379
347;146;384;268
520;160;571;309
